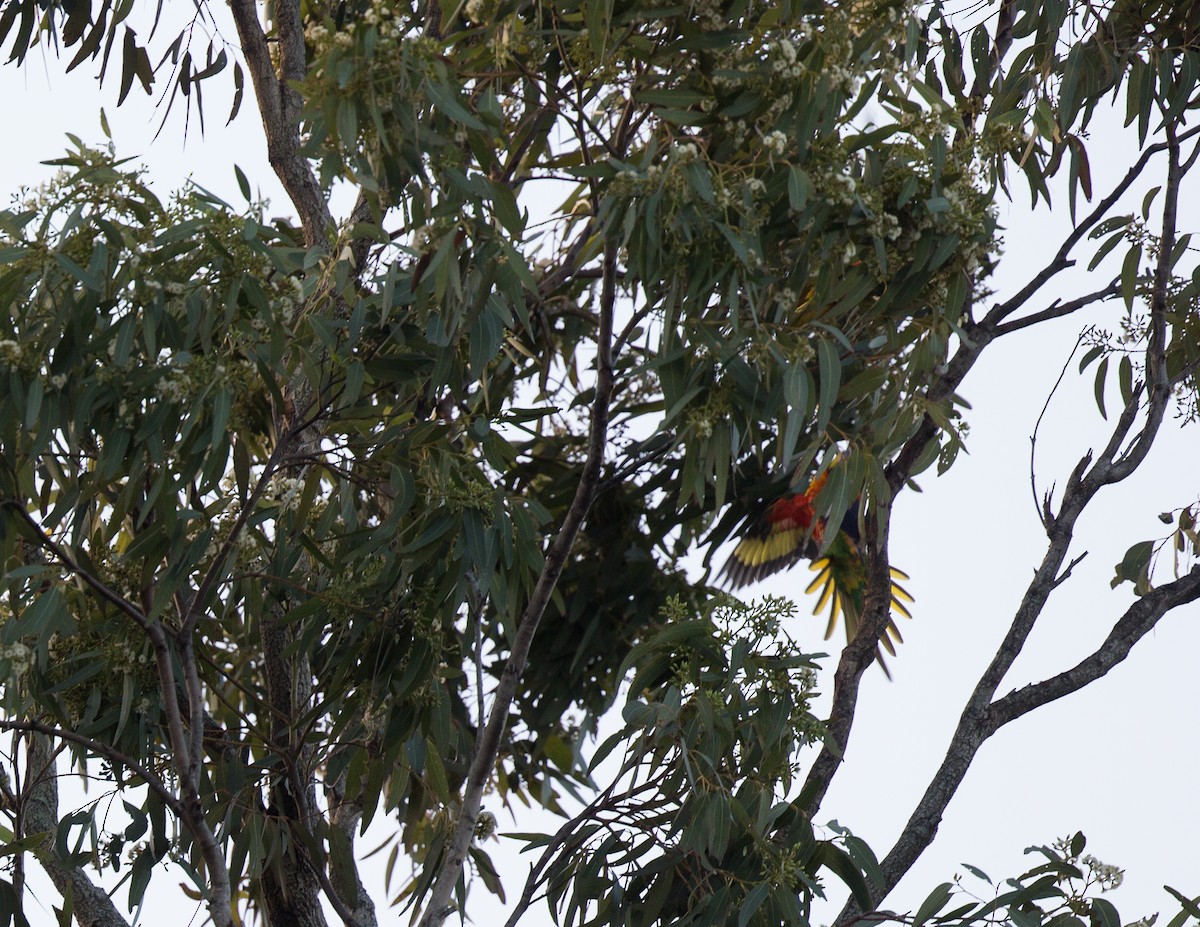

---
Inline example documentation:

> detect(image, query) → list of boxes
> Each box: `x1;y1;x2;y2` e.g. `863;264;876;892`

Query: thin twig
1029;335;1085;528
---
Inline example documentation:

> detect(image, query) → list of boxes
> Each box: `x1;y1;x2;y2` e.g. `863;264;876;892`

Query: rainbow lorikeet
720;469;913;674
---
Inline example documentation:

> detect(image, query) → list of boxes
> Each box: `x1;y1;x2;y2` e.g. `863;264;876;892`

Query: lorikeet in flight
720;469;914;675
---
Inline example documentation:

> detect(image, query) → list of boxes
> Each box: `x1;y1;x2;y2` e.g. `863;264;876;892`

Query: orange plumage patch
719;467;915;676
720;472;829;589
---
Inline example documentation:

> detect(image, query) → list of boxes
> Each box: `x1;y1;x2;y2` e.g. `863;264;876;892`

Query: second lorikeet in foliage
720;469;914;675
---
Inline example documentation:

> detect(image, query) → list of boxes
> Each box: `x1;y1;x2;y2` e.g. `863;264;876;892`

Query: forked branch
835;118;1190;925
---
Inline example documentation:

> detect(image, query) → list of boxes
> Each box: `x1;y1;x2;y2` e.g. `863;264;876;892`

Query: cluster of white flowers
774;287;798;312
1124;216;1157;254
13;168;72;212
304;0;403;56
893;105;953;139
610;168;642;198
761;90;794;128
717;117;750;148
871;211;901;241
268;473;308;513
205;513;264;566
830;170;857;206
763;130;788;156
710;71;744;91
690;0;727;32
673;141;700;164
1;642;32;678
155;367;191;403
113;638;152;671
0;339;21;365
827;64;862;94
1081;854;1124;890
771;38;804;79
474;810;498;840
688;412;714;438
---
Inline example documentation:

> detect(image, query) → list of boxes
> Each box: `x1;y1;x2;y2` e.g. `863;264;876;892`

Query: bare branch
1029;336;1087;528
993;280;1120;337
0;719;181;816
980;124;1200;331
1050;551;1088;590
992;566;1200;725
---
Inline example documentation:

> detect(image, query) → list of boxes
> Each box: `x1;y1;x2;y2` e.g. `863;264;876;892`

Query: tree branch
21;734;131;927
0;720;181;817
3;504;149;631
799;297;995;816
992;566;1200;726
980;123;1200;331
326;769;379;927
227;0;332;247
992;280;1121;337
801;499;896;816
837;125;1191;924
415;236;619;927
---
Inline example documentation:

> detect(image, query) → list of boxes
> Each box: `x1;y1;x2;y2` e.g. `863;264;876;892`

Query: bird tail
806;548;913;676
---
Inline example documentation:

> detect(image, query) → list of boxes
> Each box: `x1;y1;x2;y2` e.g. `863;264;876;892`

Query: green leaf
788;167;811;211
424;79;486;129
1093;356;1109;420
1091;897;1121;927
1165;887;1200;927
816;339;841;436
1110;540;1153;590
1117;355;1133;405
7;587;76;642
616;620;713;689
234;164;252;202
913;882;954;927
738;882;770;927
1077;345;1104;373
490;181;524;236
1118;244;1137;309
815;842;874;913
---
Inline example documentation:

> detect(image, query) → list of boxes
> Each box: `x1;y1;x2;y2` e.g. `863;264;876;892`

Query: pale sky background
2;7;1199;927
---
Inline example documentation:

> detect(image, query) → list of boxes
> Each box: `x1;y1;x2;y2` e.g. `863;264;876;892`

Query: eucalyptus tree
0;0;1198;925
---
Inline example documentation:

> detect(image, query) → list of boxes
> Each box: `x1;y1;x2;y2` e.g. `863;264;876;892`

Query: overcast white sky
3;10;1199;927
